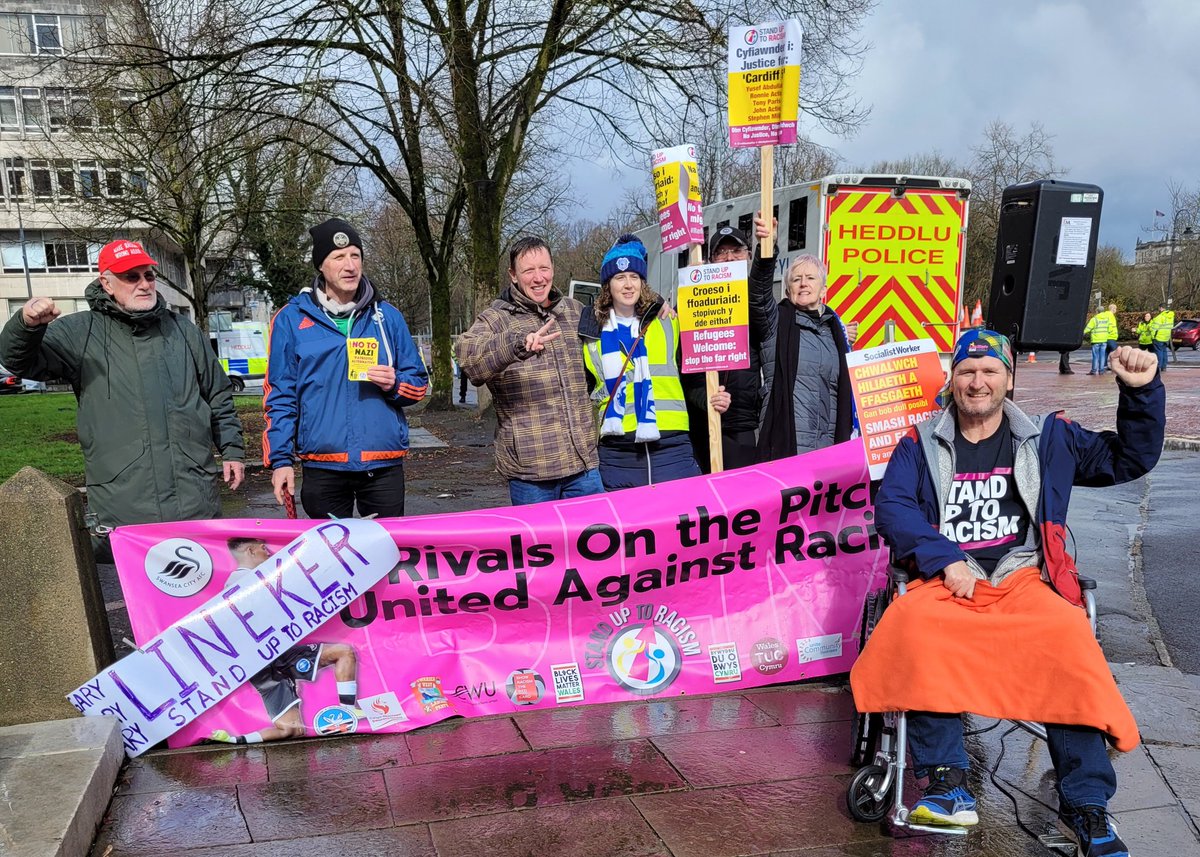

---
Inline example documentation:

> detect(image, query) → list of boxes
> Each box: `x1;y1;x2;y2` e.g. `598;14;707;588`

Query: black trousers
300;462;405;519
459;371;469;400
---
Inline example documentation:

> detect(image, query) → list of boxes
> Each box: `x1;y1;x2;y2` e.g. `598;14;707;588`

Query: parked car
1172;319;1200;350
0;370;22;394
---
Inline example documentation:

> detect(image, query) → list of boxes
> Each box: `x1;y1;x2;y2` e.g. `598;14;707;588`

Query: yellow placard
347;337;379;381
726;64;802;128
677;261;749;332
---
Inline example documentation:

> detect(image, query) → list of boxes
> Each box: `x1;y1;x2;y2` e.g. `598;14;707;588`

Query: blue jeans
1090;343;1107;374
908;712;1116;809
508;468;605;506
1154;341;1170;371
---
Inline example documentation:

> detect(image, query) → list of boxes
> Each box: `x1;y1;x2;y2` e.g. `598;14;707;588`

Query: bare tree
962;120;1065;308
47;0;309;329
87;0;874;406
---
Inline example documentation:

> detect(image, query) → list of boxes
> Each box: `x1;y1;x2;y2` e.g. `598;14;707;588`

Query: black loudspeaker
987;179;1104;351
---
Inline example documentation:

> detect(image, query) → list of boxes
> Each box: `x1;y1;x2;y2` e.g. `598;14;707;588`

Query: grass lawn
0;392;85;484
0;392;266;486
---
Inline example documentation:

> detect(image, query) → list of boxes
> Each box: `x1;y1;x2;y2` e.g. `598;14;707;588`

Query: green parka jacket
0;281;243;529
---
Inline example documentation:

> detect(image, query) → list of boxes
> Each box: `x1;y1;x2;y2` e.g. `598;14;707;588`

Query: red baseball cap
98;239;158;274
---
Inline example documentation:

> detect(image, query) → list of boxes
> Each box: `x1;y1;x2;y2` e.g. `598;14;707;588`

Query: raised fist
22;297;60;327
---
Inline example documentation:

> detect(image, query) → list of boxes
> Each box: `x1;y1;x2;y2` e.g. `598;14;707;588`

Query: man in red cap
0;238;244;558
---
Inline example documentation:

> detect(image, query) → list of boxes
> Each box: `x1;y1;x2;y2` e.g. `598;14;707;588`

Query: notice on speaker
1056;217;1092;266
846;339;945;480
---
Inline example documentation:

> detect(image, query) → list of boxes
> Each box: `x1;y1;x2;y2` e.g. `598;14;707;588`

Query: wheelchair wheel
847;763;892;823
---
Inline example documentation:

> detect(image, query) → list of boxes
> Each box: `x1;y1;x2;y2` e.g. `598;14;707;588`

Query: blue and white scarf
599;315;658;441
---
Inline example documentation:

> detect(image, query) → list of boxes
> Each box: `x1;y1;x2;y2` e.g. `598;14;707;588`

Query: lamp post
1163;208;1194;363
1165;208;1195;308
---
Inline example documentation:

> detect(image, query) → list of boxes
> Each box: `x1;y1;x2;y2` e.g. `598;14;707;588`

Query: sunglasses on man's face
112;270;157;284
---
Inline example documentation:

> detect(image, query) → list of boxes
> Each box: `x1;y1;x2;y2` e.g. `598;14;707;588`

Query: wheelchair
845;563;1098;837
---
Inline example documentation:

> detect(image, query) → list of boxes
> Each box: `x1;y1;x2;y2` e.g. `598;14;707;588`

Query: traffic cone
970;300;984;327
1027;351;1037;363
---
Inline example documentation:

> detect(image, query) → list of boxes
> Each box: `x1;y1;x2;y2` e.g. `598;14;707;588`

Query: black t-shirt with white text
942;416;1030;573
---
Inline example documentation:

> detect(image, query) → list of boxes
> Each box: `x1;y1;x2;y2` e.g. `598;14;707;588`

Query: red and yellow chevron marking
824;188;965;351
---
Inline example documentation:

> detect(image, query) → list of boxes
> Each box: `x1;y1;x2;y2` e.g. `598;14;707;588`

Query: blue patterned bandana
951;328;1014;372
937;328;1014;408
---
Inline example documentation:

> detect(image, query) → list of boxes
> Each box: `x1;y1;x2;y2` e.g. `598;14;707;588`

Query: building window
45;238;91;272
20;88;44;129
0;13;29;55
43;89;68;131
30;160;52;198
79;162;99;197
3;159;26;200
32;14;62;55
128;169;147;194
104;162;122;196
55;159;74;196
0;86;17;130
0;13;104;56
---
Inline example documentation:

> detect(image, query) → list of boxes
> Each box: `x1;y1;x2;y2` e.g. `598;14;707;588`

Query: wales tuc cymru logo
744;28;758;45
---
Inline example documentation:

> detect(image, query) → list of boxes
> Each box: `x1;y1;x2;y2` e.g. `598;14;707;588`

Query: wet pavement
60;358;1200;855
87;682;1200;856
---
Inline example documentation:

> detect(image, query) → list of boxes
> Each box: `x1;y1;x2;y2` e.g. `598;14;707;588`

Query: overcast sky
578;0;1200;259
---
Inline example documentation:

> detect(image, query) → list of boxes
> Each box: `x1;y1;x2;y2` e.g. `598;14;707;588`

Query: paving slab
1147;745;1200;828
384;738;685;824
1112;663;1200;746
515;693;779;751
405;715;528;763
633;776;885;856
116;744;269;795
91;785;250;855
264;732;412;781
650;720;851;788
743;685;857;725
428;798;671;857
131;826;437;857
238;769;394;841
0;717;122;857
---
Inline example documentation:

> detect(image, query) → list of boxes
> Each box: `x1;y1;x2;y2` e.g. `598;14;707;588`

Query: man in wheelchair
851;329;1164;857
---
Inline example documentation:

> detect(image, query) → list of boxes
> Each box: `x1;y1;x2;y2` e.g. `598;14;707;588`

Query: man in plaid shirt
457;236;603;505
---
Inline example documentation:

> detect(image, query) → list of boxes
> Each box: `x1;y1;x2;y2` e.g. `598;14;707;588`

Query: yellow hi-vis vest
1083;313;1112;344
582;315;690;434
1152;310;1175;342
1137;321;1153;345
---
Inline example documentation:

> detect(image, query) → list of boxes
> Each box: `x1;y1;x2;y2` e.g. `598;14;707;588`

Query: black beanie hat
309;218;363;269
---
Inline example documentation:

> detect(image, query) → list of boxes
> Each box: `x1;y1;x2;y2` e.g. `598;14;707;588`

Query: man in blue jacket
852;329;1163;857
265;218;427;519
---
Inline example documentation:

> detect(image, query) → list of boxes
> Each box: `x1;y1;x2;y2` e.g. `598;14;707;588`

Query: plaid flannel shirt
457;287;598;481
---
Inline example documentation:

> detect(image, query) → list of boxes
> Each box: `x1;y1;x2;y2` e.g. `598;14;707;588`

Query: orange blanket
849;566;1139;752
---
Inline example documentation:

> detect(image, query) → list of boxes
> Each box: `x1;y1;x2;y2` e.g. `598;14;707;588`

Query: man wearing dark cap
265;217;428;518
852;329;1162;856
681;217;779;471
0;238;245;555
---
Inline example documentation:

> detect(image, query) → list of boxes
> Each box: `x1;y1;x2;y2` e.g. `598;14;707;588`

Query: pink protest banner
110;442;884;750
